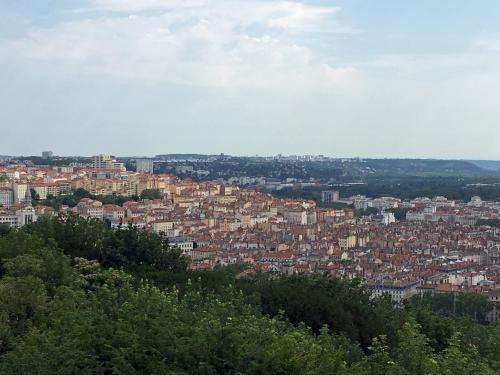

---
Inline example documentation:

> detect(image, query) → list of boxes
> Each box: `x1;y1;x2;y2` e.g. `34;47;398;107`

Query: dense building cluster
1;158;499;321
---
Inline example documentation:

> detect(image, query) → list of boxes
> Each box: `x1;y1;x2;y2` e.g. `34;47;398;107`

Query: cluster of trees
32;188;163;210
273;177;500;207
0;215;498;373
14;156;91;167
25;215;187;286
407;292;494;323
477;219;500;229
157;158;345;181
157;157;498;183
359;159;484;177
341;176;500;201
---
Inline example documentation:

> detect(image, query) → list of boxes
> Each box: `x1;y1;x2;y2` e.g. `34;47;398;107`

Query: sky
1;0;500;159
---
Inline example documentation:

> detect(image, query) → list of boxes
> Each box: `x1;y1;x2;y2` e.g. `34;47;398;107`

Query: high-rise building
42;151;54;159
12;181;28;204
93;154;112;168
321;190;340;204
136;159;154;174
92;154;126;171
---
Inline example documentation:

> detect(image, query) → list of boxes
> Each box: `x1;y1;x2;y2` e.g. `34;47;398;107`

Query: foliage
0;220;497;373
34;188;139;209
0;225;10;237
407;292;493;323
234;274;406;350
25;215;188;280
0;237;356;374
354;207;379;217
140;189;162;200
477;218;500;228
387;207;412;221
272;176;500;202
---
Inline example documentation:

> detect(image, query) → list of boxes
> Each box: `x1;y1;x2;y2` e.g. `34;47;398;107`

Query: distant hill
468;160;500;171
156;154;218;160
358;159;485;176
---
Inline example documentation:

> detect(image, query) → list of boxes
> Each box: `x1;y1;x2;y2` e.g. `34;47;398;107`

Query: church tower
24;185;32;207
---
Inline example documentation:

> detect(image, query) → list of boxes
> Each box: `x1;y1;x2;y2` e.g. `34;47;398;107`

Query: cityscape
1;153;499;323
2;0;500;373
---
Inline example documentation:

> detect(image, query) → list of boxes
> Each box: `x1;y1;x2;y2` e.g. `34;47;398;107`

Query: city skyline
4;151;500;163
1;1;500;158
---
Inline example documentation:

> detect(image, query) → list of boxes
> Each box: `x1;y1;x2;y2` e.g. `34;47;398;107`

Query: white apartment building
0;212;17;226
284;210;308;225
368;280;421;305
382;212;396;225
152;220;174;234
169;236;194;255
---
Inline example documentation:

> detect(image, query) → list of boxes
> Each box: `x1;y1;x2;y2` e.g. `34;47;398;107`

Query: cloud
1;0;355;90
359;53;500;78
477;39;500;51
92;0;207;12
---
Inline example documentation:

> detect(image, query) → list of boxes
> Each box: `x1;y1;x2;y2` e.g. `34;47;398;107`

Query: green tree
437;333;495;375
394;319;438;375
357;335;406;375
140;189;162;200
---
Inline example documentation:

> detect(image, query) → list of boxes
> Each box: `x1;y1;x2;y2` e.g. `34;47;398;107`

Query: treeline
346;176;500;201
0;215;498;373
273;177;500;202
157;158;345;181
406;293;493;325
14;156;91;166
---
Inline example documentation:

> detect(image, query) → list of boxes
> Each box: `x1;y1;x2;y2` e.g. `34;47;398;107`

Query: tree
407;292;493;323
358;335;406;375
0;276;47;336
140;189;162;200
30;188;40;202
25;214;188;287
394;319;438;375
0;216;497;373
437;333;495;375
236;274;397;349
0;225;10;237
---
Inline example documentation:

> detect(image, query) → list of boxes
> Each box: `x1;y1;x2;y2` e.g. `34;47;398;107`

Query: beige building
92;154;125;171
339;234;357;250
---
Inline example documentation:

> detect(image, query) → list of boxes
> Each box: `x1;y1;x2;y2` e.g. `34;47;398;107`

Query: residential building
42;151;54;159
136;159;154;174
92;154;125;171
368;280;421;305
0;188;13;208
321;190;339;203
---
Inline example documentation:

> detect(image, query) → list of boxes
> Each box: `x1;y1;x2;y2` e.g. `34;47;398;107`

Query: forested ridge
0;216;498;374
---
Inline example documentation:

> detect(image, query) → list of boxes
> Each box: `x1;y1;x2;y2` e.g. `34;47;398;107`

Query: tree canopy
0;216;498;374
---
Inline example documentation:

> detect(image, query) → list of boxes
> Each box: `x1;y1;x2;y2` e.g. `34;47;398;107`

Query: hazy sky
1;0;500;158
